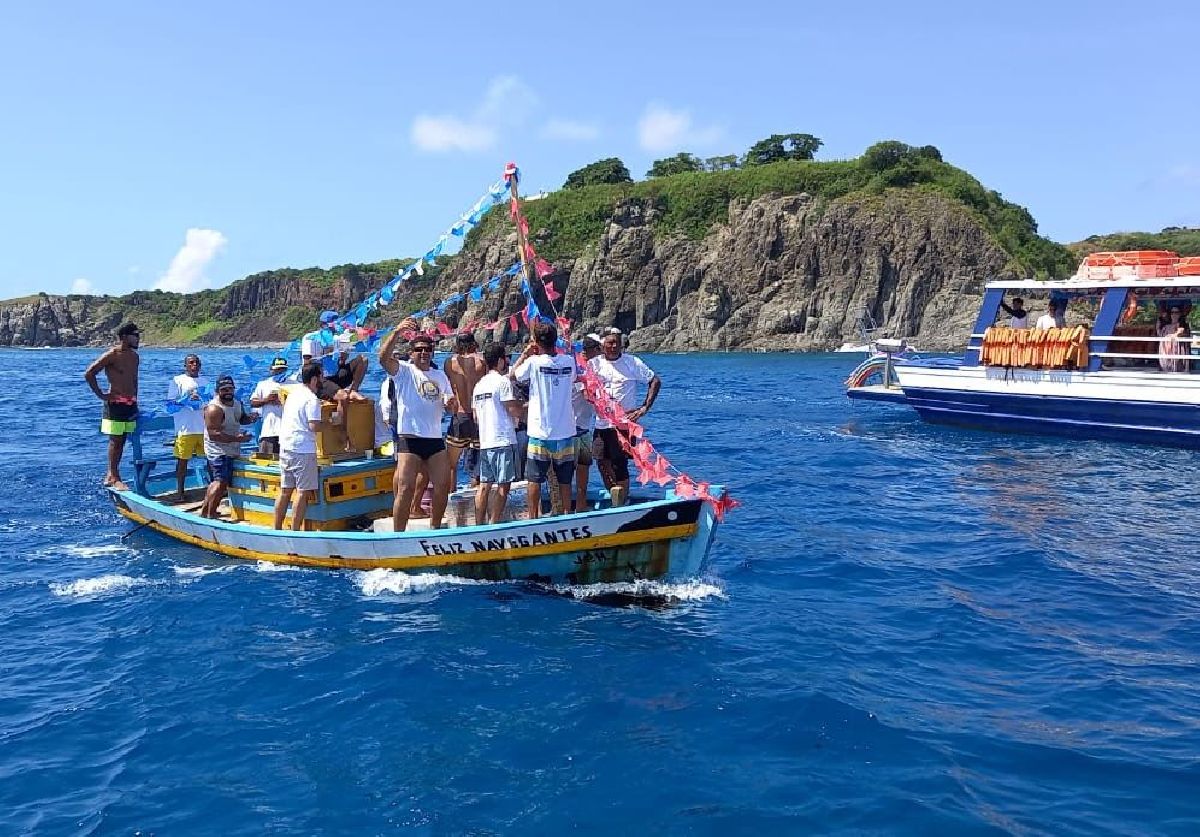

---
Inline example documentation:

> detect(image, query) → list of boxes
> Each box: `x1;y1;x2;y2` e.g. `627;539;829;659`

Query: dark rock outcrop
0;190;1025;350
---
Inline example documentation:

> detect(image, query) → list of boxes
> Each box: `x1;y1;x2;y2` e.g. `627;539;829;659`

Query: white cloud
70;277;96;295
411;75;539;153
637;103;723;153
542;119;599;141
154;228;228;293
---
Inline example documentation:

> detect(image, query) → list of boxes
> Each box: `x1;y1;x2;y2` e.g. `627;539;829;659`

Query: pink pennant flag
674;475;697;500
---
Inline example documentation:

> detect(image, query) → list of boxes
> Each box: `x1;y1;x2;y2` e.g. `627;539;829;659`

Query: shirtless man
444;333;487;488
84;322;141;491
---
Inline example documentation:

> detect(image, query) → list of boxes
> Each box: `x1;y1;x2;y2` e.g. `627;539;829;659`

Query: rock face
0;190;1026;350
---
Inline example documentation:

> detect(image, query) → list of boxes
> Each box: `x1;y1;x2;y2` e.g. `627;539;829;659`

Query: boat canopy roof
985;277;1200;292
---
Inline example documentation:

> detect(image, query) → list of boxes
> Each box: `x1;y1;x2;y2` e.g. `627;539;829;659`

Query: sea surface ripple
1;348;1198;834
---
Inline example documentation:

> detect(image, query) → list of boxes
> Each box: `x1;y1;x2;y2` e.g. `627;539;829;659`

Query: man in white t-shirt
512;322;577;519
166;353;208;500
472;343;523;524
379;320;453;532
250;357;290;456
588;327;661;506
273;361;338;530
571;335;602;512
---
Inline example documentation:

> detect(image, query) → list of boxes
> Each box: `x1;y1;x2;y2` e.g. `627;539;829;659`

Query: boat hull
109;488;717;584
896;365;1200;447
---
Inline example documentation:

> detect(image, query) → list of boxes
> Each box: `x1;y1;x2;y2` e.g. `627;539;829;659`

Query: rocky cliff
0;190;1027;352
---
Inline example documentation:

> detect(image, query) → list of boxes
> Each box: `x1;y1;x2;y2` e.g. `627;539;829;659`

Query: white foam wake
552;579;725;601
49;574;152;598
354;568;491;596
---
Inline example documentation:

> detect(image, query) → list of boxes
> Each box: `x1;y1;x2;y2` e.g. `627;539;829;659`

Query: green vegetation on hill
495;140;1073;278
1071;227;1200;258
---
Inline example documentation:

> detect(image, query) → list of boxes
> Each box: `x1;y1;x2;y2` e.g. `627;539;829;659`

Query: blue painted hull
903;387;1200;447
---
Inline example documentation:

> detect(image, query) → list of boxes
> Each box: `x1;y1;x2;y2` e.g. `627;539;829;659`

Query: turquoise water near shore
2;348;1198;834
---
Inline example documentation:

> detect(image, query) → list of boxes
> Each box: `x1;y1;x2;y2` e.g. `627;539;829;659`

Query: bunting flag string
500;167;738;521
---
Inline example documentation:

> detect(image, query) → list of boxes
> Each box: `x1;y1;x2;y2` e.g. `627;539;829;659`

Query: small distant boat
846;251;1200;447
108;416;720;583
835;308;920;355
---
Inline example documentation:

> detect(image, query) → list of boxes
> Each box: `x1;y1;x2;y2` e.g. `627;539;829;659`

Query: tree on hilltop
646;152;703;178
564;158;633;189
743;133;822;166
704;154;740;172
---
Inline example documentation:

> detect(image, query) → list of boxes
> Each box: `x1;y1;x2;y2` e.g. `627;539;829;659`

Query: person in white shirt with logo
588;327;661;507
166;353;208;500
378;319;453;532
512;322;578;519
250;357;289;457
471;343;523;524
273;361;339;530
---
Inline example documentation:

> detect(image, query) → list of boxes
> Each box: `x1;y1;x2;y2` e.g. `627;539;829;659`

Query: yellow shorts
174;433;205;459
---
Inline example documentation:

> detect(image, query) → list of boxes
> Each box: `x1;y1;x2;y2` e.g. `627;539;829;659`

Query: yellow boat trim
115;506;697;570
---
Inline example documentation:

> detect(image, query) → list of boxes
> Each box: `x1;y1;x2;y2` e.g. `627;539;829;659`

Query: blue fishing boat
108;415;720;583
846;252;1200;447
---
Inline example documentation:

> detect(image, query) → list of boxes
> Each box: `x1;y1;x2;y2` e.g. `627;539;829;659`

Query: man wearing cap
588;327;660;506
84;321;141;491
251;357;290;456
166;353;208;499
445;333;486;487
378;318;454;532
200;375;259;519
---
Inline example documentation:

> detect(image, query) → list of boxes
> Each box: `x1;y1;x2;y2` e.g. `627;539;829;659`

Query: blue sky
2;0;1196;299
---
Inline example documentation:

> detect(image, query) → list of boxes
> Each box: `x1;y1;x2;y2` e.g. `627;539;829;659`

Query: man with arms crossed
84;322;141;491
379;319;453;532
200;375;258;519
472;343;523;524
589;328;661;507
274;362;341;530
167;353;208;498
512;323;577;519
445;333;486;487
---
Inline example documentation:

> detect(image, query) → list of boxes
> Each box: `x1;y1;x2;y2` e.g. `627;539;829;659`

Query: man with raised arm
378;318;453;532
444;333;487;489
589;327;661;507
84;322;141;491
512;322;577;519
167;353;208;499
472;343;523;524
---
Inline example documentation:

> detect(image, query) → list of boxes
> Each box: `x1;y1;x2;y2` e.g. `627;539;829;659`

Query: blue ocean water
2;347;1199;835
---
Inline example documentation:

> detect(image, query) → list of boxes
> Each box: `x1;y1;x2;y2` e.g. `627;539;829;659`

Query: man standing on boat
512;322;577;518
445;333;486;489
273;362;338;530
588;327;660;507
379;319;453;532
571;335;602;512
167;353;208;499
999;296;1029;328
250;357;289;456
472;343;522;524
199;375;258;519
84;322;141;491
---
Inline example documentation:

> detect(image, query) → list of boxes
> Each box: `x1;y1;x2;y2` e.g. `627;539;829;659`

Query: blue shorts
207;455;236;483
478;445;517;484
